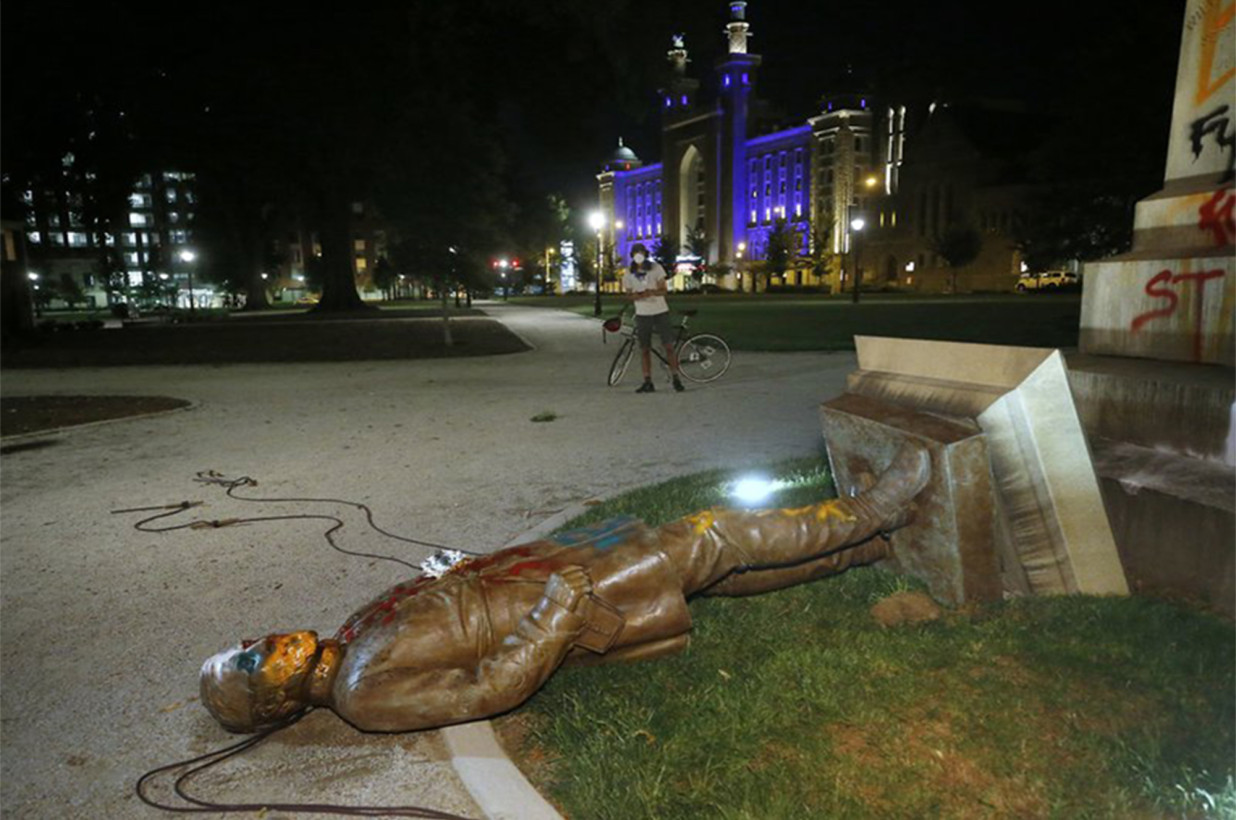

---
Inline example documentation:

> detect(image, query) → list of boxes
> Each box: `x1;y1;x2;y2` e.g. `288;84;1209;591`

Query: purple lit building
597;2;903;293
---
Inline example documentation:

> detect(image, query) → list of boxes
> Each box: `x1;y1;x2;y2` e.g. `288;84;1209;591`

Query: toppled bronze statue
201;444;930;733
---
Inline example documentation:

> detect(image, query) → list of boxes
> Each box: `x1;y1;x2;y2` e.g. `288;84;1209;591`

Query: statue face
201;630;319;732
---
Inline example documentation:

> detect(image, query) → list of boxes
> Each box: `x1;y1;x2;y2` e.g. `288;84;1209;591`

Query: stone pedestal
820;393;1001;606
1073;0;1235;615
820;337;1128;605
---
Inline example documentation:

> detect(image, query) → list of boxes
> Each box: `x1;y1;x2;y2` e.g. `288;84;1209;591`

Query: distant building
864;102;1051;293
21;155;202;308
596;1;1046;294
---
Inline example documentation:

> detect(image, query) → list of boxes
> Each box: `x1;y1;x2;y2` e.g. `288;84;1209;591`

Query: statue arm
336;568;590;732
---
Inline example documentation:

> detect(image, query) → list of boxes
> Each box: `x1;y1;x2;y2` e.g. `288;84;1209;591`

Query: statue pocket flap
575;594;626;653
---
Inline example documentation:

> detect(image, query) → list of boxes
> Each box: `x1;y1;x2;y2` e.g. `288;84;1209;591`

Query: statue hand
543;566;592;613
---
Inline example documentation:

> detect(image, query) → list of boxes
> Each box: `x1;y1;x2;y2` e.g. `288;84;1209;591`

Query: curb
0;399;199;443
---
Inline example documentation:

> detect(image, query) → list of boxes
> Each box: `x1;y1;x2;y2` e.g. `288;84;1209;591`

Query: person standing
622;242;683;393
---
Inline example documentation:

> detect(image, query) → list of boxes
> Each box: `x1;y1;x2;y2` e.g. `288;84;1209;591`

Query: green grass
502;457;1236;820
506;293;1081;351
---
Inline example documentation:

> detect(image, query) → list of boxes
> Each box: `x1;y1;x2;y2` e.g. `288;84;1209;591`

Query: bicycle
602;307;732;387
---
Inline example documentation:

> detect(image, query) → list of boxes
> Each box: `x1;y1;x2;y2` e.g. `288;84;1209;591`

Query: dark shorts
635;312;674;349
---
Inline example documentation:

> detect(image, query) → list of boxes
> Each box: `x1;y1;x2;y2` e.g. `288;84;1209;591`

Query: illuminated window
130;193;152;208
67;232;88;247
681;95;688;105
353;239;366;252
129;212;147;227
49;214;61;227
750;210;757;223
355;258;368;272
764;208;770;222
50;233;65;246
795;203;802;217
125;252;139;266
28;231;41;244
128;271;142;286
351;202;365;215
166;189;178;203
723;75;731;87
665;97;672;108
742;72;749;84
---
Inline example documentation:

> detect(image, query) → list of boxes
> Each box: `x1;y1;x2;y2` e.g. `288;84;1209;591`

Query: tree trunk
313;194;369;312
242;222;271;310
438;276;453;347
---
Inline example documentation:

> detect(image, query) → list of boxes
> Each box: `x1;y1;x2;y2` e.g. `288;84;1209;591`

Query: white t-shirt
622;262;669;316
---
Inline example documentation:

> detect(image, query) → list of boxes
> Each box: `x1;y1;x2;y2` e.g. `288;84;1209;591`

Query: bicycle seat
602;317;623;332
677;309;699;317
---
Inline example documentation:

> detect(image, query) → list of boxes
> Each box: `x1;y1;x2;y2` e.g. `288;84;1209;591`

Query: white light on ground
729;476;785;505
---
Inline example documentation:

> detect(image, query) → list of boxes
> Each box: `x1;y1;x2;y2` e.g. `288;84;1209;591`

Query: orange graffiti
1131;268;1227;361
1195;0;1235;106
1199;187;1236;244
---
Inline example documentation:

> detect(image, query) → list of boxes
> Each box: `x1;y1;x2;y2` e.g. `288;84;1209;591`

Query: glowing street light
588;211;605;316
179;249;198;313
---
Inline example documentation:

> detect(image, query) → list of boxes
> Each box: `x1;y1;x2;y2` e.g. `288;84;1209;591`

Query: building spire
726;2;750;55
668;33;689;74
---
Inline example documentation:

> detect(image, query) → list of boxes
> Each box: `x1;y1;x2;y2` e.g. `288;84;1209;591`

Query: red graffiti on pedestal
1198;188;1235;245
1130;268;1226;362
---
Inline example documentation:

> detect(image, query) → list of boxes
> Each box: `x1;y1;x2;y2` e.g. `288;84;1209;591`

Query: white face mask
633;253;646;264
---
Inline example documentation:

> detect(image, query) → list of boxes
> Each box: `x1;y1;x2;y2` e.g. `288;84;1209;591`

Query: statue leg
656;443;930;596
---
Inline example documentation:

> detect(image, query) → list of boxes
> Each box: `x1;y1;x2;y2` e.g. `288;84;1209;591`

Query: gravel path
0;302;857;818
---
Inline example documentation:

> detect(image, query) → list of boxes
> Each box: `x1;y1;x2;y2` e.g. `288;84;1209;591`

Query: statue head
200;630;325;733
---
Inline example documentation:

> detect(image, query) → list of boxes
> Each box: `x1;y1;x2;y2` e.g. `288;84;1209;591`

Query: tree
652;234;678;277
371;256;397;301
56;273;87;309
765;218;798;291
932;227;983;294
809;225;836;292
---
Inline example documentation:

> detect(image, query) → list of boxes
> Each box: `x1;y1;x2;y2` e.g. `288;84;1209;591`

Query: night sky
3;0;1185;218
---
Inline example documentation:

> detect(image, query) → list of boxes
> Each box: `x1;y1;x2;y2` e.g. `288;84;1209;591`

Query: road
0;302;858;818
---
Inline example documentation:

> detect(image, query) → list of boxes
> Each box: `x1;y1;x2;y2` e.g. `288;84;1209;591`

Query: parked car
1016;270;1079;292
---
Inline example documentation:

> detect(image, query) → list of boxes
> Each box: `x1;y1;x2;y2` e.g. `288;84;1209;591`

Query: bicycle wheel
608;338;636;386
677;334;731;383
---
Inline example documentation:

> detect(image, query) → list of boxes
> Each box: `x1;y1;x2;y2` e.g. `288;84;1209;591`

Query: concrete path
0;302;857;818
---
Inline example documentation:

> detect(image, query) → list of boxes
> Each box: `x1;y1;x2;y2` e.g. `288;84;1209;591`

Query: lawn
507;292;1082;351
498;458;1236;820
2;308;525;367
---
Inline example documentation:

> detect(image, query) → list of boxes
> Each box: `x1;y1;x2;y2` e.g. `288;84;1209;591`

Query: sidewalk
0;302;857;818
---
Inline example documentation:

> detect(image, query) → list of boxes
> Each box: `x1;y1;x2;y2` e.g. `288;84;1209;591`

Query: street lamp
588;210;605;316
849;216;866;304
179;249;197;313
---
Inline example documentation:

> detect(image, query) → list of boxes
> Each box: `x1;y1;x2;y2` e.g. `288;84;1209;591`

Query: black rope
136;710;476;818
120;473;494;817
111;471;484;575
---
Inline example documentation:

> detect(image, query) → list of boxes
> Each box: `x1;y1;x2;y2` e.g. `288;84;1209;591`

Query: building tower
808;68;877;269
716;1;761;265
